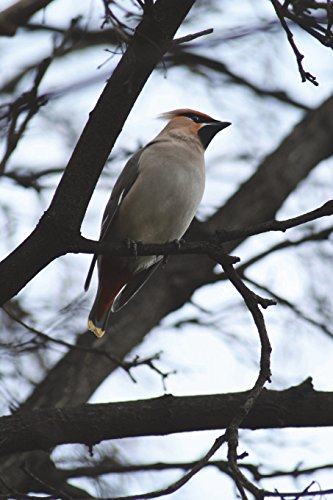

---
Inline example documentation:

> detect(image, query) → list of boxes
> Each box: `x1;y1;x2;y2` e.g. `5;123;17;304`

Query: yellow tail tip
88;319;105;338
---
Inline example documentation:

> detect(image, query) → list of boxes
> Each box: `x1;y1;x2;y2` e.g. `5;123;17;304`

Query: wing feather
111;260;162;312
84;148;144;291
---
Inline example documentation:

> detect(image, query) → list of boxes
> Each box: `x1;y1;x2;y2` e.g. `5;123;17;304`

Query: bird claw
172;238;185;250
124;238;139;257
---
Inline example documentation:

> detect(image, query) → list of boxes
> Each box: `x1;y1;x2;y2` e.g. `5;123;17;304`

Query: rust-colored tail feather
88;258;130;337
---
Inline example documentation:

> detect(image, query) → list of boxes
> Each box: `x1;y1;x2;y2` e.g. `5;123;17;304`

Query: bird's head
160;108;231;149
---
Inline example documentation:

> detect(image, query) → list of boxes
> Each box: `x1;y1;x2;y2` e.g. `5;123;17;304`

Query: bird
85;109;231;337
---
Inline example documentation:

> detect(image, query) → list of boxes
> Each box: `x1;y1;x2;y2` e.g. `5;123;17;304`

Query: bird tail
88;259;130;337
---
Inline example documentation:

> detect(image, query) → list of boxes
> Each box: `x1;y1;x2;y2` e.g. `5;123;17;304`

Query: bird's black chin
198;121;231;149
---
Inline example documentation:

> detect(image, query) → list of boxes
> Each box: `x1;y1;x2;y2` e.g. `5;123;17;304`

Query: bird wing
84;147;144;291
111;260;162;312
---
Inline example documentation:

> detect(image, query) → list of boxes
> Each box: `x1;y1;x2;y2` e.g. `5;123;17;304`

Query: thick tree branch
1;379;331;457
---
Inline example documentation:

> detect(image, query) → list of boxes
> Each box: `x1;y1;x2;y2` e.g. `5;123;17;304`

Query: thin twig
0;58;49;175
167;50;310;110
216;200;333;241
236;225;333;274
174;28;214;44
2;306;165;384
243;275;333;340
60;457;333;481
108;434;228;500
4;166;65;190
218;258;273;499
271;0;319;85
0;19;81;175
263;486;333;497
21;463;74;500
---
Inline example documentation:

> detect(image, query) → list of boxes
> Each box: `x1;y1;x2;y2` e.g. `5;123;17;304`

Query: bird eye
189;114;201;123
182;112;205;123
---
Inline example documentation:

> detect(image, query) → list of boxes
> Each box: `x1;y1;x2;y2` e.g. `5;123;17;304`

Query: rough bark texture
1;379;330;457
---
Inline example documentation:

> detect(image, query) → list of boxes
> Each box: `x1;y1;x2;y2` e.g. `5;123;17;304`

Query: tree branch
60;457;333;482
173;28;213;44
244;276;333;340
217;261;272;498
167;50;310;110
0;21;80;175
1;378;332;457
271;0;319;85
66;200;333;260
108;434;228;500
2;305;170;384
235;225;333;275
0;0;55;36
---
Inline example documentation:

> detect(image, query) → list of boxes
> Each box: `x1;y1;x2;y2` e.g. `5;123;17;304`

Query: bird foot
124;238;140;257
171;238;185;250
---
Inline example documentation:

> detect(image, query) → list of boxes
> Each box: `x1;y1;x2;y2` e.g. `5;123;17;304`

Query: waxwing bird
85;109;231;337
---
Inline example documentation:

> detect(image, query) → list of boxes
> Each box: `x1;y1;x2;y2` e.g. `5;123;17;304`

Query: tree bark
1;379;330;457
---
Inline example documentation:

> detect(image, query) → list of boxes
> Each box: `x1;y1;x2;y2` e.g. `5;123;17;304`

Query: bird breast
112;139;205;245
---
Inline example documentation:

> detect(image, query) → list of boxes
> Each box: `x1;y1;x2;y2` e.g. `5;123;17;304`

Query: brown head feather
160;109;216;122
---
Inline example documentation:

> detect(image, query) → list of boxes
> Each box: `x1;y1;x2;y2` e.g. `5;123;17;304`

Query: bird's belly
114;162;204;243
109;148;205;272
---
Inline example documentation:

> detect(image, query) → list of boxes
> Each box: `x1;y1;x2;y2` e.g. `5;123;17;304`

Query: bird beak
198;121;231;149
215;121;232;131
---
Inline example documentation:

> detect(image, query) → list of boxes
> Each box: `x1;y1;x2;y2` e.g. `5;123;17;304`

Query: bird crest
160;109;217;124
